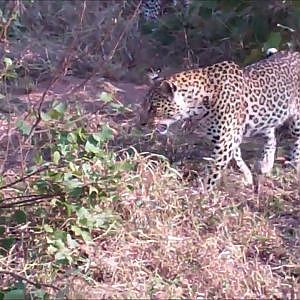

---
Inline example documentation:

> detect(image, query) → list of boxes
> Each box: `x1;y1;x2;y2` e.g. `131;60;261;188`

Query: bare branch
0;270;59;291
0;165;49;190
0;193;62;209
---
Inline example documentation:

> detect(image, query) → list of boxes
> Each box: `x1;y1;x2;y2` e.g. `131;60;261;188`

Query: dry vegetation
0;0;299;299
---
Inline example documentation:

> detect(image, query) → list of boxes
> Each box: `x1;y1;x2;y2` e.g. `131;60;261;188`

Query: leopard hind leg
288;115;300;165
255;127;277;175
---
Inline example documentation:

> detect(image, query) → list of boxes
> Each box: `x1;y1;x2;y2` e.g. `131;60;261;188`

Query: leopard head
139;69;214;134
139;79;182;134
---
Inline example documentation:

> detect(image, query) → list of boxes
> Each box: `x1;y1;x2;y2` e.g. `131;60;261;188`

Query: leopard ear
159;80;177;96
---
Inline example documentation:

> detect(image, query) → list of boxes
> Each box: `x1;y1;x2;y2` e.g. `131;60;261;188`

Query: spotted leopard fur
140;51;300;192
141;0;190;22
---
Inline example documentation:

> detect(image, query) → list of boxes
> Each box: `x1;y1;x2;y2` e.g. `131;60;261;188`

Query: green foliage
1;56;17;81
1;101;136;296
16;120;31;135
22;102;132;264
0;5;25;39
1;288;25;300
0;282;26;300
141;0;300;65
99;92;125;113
0;210;26;255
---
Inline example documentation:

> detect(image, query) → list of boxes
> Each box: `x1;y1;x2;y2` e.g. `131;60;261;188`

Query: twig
0;270;59;291
66;1;142;95
24;74;62;144
79;0;87;26
0;0;19;43
1;193;52;201
0;193;62;209
24;3;88;144
0;117;12;176
107;1;141;61
0;165;49;190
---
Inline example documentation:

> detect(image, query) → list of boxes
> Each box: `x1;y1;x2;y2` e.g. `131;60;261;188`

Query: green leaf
63;179;83;192
43;224;53;233
0;237;15;252
68;162;77;173
92;132;102;142
69;187;84;198
48;109;63;120
3;289;25;300
76;127;86;141
66;233;78;249
30;289;47;300
63;202;76;217
40;111;52;121
85;140;100;154
3;57;13;67
55;251;71;264
15;282;25;290
99;91;113;103
252;16;269;42
16;120;31;135
0;226;5;235
80;230;92;242
67;132;77;143
140;21;158;34
82;162;91;175
76;207;90;220
100;125;113;141
92;126;113;143
153;30;176;45
53;230;67;242
53;151;61;164
110;102;124;112
53;102;66;114
47;244;57;255
116;161;134;171
71;225;82;236
53;238;66;250
13;210;27;224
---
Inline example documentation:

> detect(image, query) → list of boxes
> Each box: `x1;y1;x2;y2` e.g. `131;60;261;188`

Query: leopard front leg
205;133;238;192
233;146;253;185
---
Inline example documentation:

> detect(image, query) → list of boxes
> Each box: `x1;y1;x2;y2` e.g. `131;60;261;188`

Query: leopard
139;50;300;192
141;0;190;22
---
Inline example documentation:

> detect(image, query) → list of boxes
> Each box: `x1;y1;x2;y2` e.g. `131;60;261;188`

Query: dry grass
61;151;299;299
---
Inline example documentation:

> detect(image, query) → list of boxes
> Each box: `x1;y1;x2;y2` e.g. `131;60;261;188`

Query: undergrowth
0;100;299;299
0;1;299;299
